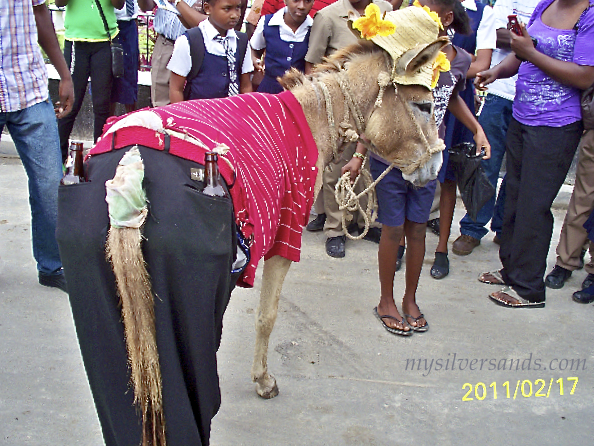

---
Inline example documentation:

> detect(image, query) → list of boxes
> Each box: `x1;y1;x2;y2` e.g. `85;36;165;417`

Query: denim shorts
370;157;437;227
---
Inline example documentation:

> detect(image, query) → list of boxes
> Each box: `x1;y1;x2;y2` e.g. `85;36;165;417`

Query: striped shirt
0;0;49;113
153;0;200;41
91;91;319;288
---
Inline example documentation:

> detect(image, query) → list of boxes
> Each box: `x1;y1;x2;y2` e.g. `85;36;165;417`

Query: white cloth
115;0;139;21
461;0;497;51
167;19;254;77
486;0;540;101
250;7;313;51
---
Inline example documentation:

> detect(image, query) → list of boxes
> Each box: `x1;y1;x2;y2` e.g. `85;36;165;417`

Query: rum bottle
61;141;86;185
202;152;228;198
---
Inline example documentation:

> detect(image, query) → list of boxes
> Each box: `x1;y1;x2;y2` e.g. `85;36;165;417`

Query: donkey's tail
105;146;165;446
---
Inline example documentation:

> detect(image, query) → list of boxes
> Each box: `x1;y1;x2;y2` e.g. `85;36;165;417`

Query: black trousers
58;40;113;162
56;147;238;446
500;118;584;302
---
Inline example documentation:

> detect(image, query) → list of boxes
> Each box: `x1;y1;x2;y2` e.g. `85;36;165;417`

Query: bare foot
376;300;410;332
401;301;427;329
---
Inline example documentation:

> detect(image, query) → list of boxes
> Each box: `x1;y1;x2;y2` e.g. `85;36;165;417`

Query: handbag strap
94;0;113;42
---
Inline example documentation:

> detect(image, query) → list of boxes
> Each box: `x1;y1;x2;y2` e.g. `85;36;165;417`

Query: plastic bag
448;142;495;222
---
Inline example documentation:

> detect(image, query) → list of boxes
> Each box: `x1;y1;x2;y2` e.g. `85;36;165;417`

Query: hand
474;69;496;91
473;127;491;160
55;77;74;119
510;23;537;62
252;57;264;72
341;157;363;183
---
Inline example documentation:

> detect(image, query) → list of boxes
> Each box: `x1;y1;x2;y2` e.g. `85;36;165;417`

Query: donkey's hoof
255;375;279;399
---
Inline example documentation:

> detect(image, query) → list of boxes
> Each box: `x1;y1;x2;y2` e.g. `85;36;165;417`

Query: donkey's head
282;6;449;186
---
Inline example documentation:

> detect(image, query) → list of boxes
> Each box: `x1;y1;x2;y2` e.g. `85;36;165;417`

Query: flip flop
373;307;412;336
488;286;545;308
404;313;429;332
478;269;506;285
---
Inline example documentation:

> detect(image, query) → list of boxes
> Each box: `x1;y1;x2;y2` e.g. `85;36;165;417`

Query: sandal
488;286;545;308
478;269;505;285
373;307;412;336
404;313;429;332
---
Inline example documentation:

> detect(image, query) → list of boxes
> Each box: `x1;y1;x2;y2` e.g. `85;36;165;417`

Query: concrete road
1;153;592;446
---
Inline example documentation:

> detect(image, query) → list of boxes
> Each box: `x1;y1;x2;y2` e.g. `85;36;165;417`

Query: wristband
352;152;365;160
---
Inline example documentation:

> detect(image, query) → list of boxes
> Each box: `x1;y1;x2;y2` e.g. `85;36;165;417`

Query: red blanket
90;91;319;287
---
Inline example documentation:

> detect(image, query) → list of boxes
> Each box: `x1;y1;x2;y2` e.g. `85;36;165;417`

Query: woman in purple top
477;0;594;308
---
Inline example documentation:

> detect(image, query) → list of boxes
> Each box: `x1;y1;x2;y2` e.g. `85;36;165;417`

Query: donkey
250;39;446;399
57;25;447;446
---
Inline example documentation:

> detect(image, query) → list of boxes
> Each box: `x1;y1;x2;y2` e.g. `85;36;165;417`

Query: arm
169;0;207;29
304;61;314;74
169;72;186;103
54;0;68;7
447;94;491;159
138;0;156;11
475;52;521;90
341;142;368;182
33;3;74;118
467;49;492;79
239;73;253;94
251;47;264;72
111;0;125;9
511;22;594;90
250;17;266;71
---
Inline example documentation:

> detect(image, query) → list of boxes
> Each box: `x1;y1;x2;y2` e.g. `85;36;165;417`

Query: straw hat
351;5;444;89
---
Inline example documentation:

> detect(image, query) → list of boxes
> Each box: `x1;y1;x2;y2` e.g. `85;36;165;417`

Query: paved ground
1;147;592;446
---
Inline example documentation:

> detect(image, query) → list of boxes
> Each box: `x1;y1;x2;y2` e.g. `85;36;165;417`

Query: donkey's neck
289;78;353;197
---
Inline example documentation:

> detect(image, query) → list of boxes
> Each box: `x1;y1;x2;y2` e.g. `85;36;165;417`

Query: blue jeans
0;99;63;276
459;94;511;240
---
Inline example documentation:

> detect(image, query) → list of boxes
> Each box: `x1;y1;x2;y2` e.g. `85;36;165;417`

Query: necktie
126;0;134;17
215;35;239;97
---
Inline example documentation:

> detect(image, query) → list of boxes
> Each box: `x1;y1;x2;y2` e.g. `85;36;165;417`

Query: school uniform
250;7;312;94
167;19;254;99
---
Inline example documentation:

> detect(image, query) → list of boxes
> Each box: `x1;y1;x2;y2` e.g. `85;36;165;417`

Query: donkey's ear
347;19;363;40
394;37;449;76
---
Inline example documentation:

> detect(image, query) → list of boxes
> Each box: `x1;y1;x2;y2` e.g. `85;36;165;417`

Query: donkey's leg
252;255;292;398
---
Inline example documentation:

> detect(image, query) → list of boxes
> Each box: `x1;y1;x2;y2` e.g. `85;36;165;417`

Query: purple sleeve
574;5;594;66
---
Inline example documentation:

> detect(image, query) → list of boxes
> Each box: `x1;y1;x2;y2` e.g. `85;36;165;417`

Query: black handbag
448;142;496;222
94;0;124;78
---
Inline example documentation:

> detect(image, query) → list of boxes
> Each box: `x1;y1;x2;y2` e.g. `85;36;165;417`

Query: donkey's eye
411;101;433;115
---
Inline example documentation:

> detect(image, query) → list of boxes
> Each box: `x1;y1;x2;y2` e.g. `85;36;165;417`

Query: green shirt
64;0;119;41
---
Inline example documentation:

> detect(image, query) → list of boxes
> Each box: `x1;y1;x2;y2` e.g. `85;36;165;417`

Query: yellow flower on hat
353;4;397;40
431;51;450;89
413;0;444;30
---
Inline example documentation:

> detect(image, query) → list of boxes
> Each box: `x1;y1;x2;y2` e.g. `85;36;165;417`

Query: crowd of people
3;0;594;318
3;0;594;444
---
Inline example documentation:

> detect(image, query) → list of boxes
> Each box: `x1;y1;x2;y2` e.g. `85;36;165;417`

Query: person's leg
89;41;114;142
6;99;64;278
111;20;139;114
435;178;456;254
58;40;91;162
501;121;583;302
150;35;175;107
371;160;410;332
401;219;428;329
490;174;506;239
377;224;409;332
555;130;594;271
499;118;523;274
459;95;512;240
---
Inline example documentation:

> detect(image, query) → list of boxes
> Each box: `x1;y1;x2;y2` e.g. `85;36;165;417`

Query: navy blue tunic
257;14;311;94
